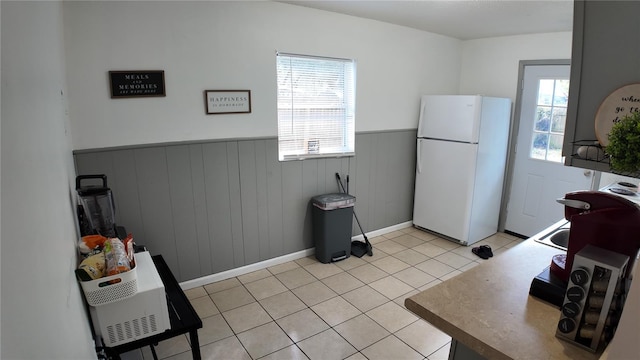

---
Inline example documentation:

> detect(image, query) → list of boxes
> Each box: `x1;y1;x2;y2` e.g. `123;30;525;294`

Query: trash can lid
312;193;355;210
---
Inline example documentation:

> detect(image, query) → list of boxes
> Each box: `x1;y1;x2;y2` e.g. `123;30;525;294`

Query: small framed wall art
109;70;166;98
205;90;252;114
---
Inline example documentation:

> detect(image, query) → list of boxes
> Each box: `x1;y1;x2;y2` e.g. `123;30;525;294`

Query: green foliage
607;111;640;173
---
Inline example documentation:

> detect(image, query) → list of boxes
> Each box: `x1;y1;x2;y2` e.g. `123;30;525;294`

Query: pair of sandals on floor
472;245;493;259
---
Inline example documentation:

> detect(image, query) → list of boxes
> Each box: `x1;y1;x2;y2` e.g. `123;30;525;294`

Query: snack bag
76;252;106;281
78;234;107;255
122;234;135;268
104;238;131;276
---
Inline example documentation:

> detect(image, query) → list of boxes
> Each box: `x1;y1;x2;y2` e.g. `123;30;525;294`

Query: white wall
0;1;96;359
459;32;573;101
63;1;462;150
458;33;639;190
599;173;638;189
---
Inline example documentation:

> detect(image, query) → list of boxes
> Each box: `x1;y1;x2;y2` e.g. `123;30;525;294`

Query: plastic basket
80;265;138;306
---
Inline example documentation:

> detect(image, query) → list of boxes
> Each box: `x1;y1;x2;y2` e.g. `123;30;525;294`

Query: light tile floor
137;227;521;360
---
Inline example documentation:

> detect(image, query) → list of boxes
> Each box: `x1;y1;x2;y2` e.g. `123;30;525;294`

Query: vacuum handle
76;174;107;190
335;172;346;193
346;175;350;194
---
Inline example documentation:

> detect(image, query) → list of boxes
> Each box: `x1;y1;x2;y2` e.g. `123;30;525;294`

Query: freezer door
417;95;482;143
413;139;478;243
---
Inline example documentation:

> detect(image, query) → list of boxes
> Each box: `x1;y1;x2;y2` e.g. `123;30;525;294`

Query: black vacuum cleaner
335;173;373;257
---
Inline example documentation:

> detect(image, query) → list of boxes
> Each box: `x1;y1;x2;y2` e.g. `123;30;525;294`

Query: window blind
276;52;356;161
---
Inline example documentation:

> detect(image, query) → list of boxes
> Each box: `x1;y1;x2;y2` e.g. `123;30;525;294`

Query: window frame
276;52;356;161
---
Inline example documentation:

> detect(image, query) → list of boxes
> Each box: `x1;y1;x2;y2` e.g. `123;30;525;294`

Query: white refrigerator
413;95;511;245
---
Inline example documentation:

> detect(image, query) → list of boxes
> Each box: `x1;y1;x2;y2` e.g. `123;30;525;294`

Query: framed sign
109;70;166;98
205;90;251;114
594;83;640;146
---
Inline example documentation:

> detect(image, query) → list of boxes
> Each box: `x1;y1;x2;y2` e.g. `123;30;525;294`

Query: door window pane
538;79;555;106
549;134;564;162
551;107;567;133
531;133;549;160
530;78;568;163
535;106;552;132
553;80;570;106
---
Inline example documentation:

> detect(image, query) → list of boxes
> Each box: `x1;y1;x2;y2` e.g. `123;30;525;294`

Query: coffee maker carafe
76;175;117;238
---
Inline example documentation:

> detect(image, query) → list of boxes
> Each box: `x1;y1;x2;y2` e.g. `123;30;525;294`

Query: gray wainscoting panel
350;131;417;235
281;160;304;254
226;142;245;268
264;139;284;259
133;147;180;278
352;133;372;234
187;144;213;275
110;150;146;243
253;141;270;262
302;160;319;250
202;142;235;274
166;145;201;281
238;140;260;265
74;130;417;282
382;131;417;225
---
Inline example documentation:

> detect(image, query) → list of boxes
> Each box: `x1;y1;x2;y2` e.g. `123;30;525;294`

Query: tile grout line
164;232;522;360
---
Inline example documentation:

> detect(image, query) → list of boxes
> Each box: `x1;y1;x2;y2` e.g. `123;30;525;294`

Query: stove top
599;182;640;206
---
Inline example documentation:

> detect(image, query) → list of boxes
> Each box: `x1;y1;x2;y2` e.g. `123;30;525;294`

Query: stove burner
617;181;637;188
609;187;637;196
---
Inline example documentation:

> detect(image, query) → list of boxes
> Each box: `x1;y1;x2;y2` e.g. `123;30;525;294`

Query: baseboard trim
180;248;316;290
351;220;413;240
179;221;414;290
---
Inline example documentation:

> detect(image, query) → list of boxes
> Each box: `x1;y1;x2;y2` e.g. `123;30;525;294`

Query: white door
505;65;594;237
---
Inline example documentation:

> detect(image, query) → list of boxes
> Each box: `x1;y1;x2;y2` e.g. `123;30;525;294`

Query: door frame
497;59;601;234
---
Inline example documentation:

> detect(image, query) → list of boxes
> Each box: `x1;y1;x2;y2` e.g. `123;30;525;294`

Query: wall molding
72;129;418;154
179;221;414;290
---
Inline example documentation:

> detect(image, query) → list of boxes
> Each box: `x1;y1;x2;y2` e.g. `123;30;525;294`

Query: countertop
404;230;601;360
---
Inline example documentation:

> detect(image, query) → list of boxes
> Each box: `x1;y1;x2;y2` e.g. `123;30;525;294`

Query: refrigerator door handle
417;140;422;174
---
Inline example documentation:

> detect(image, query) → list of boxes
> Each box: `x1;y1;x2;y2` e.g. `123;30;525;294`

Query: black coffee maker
76;175;117;238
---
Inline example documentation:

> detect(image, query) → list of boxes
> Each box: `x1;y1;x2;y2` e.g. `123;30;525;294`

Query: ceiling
279;0;574;40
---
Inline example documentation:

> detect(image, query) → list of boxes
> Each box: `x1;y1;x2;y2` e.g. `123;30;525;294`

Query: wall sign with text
595;83;640;147
205;90;251;114
109;70;166;98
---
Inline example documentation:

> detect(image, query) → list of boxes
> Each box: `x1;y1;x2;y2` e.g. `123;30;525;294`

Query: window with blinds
276;52;356;161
